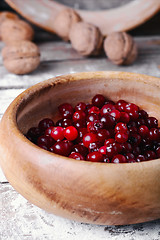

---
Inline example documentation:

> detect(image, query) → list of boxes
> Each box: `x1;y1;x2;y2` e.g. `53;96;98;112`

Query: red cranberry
74;102;86;112
138;110;148;119
146;117;158;128
110;109;121;121
138;125;149;138
64;126;78;141
56;119;63;127
86;152;104;162
83;133;98;148
38;144;48;151
100;114;116;129
111;154;127;163
119;112;130;123
136;155;146;162
52;141;72;156
99;146;107;155
38;118;54;132
127;121;137;128
73;110;86;122
26;127;41;142
100;104;116;115
86;104;93;114
58;103;74;119
105;143;118;159
45;126;54;136
61;118;73;128
104;138;115;146
51;127;64;141
115;100;127;111
128;110;139;121
74;120;87;129
37;135;55;148
72;144;88;157
86;113;99;122
69;152;85;160
121;142;132;153
92;94;106;108
125;103;139;112
137;119;146;127
115;122;128;133
145;150;156;160
128;133;141;146
89;106;100;115
149;128;159;141
76;128;88;142
97;129;110;143
87;120;104;133
132;146;141;156
88;141;102;152
103;157;110;163
125;153;135;160
156;146;160;158
115;132;128;143
129;126;138;134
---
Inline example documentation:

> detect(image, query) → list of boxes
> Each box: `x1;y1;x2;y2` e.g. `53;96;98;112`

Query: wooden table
0;8;160;240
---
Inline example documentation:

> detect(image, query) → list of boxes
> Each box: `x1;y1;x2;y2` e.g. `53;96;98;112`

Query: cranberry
156;146;160;158
99;146;107;155
92;94;106;108
56;119;63;127
111;154;127;163
86;113;99;122
110;110;121;121
86;152;104;162
52;141;72;156
69;152;85;160
115;122;128;133
138;125;149;138
105;143;118;159
38;118;54;132
76;128;88;142
88;141;102;152
100;104;116;115
73;110;86;122
125;153;135;160
64;126;78;141
121;142;132;153
128;110;139;121
138;110;148;119
136;155;146;162
137;119;146;127
74;102;86;112
115;132;128;143
128;133;141;146
51;127;64;141
26;127;41;142
89;106;100;115
72;144;88;157
61;118;73;128
87;120;104;133
145;150;156;160
149;128;159;141
104;138;115;146
97;129;110;143
74;120;86;129
38;144;48;151
103;157;110;163
115;100;127;111
127;159;136;163
119;112;130;123
45;126;54;136
146;117;158;128
127;121;137;129
132;146;141;156
37;135;55;148
58;103;74;119
86;104;93;113
129;126;138;134
125;103;139;112
83;133;98;148
100;114;116;129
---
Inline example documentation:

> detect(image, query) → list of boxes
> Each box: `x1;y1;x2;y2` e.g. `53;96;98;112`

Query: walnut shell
2;40;40;75
1;19;34;44
0;11;19;40
69;22;103;56
53;8;82;41
104;32;138;65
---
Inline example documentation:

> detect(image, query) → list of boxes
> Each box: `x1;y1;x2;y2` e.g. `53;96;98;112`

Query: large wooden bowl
0;71;160;225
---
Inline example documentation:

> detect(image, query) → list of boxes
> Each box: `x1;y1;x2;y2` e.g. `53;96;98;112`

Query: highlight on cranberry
26;94;160;163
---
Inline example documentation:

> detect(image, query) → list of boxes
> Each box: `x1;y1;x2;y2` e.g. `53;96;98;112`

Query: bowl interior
16;72;160;135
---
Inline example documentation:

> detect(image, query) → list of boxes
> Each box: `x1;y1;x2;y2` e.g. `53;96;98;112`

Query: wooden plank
1;183;160;240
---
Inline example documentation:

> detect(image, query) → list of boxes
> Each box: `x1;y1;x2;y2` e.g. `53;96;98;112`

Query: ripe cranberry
52;141;72;156
156;146;160;158
129;126;138;134
92;94;106;108
97;129;110;143
83;133;98;148
86;152;104;162
121;142;132;153
99;146;107;155
115;132;128;143
138;125;149;138
138;110;148;119
128;133;141;146
69;152;85;160
89;106;100;115
73;110;86;122
38;118;54;132
74;120;86;129
37;135;55;148
136;155;146;162
87;120;104;133
86;104;93;114
115;122;128;133
61;118;73;128
145;150;156;160
51;127;64;141
56;119;63;127
72;144;88;157
45;126;54;136
115;100;127;111
111;154;127;163
64;126;78;141
127;121;137;128
100;104;116;115
128;110;139;121
119;112;130;123
86;113;99;122
105;143;118;159
74;102;86;112
149;128;159;141
137;119;146;127
125;103;139;112
88;141;102;152
38;144;48;151
26;127;41;142
110;109;121;121
100;114;116;129
104;138;115;146
76;128;88;142
127;159;136;163
146;117;158;128
132;146;141;156
103;157;110;163
125;153;135;160
58;103;74;119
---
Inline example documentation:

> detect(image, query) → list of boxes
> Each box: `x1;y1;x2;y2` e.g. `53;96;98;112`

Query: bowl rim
3;71;160;167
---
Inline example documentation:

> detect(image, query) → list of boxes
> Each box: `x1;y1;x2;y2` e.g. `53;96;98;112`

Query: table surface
1;8;160;240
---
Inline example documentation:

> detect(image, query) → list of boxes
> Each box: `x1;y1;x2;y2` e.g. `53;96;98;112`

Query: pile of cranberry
26;94;160;163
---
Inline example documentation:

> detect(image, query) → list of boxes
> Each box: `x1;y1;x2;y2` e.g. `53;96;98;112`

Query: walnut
104;32;138;65
1;19;34;44
53;8;82;41
0;11;19;40
69;22;103;56
2;40;40;75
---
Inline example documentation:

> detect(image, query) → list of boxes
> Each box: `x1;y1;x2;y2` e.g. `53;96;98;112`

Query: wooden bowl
0;71;160;225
